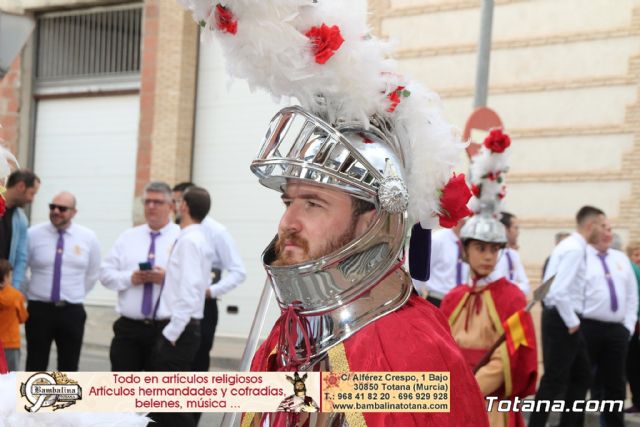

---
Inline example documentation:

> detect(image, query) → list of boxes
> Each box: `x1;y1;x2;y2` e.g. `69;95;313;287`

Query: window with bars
36;4;142;82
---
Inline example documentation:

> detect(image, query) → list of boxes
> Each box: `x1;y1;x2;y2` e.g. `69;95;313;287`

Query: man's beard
273;223;356;267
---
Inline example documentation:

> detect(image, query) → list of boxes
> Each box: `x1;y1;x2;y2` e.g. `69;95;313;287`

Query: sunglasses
49;204;71;213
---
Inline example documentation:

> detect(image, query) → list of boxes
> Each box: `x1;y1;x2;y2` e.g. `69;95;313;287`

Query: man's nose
279;203;302;234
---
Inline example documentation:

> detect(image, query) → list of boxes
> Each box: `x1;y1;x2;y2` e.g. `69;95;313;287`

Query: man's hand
131;271;145;285
142;267;165;285
205;289;213;299
568;325;580;334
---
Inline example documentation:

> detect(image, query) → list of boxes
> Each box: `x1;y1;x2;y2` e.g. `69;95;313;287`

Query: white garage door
31;94;140;305
192;37;286;339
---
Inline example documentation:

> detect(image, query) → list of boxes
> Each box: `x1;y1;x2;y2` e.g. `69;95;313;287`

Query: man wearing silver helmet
177;0;490;425
241;108;488;427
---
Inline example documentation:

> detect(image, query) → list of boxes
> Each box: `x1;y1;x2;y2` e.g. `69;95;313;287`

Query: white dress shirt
201;217;246;298
583;246;638;333
156;224;214;342
99;222;180;319
412;228;469;297
543;232;588;329
25;222;101;303
494;247;530;296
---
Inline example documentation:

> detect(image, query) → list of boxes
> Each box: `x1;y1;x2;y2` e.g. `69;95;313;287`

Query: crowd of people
1;1;639;426
418;205;640;426
0;170;246;427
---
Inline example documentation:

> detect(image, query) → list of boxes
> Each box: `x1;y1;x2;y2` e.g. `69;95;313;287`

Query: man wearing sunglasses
100;181;180;372
24;191;101;371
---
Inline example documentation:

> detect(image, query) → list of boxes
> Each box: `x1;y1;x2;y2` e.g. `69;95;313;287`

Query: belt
154;318;201;327
121;316;155;325
29;300;82;308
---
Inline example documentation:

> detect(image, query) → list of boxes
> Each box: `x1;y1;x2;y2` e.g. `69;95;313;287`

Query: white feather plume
0;145;18;185
178;0;463;226
467;132;511;217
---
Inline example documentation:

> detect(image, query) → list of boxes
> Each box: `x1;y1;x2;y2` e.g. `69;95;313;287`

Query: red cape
250;294;489;426
441;278;538;427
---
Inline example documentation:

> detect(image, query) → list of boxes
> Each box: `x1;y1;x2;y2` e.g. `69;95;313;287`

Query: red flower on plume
0;195;5;218
486;171;501;181
386;86;411;113
387;86;404;112
483;128;511;153
471;184;481;197
498;185;507;200
214;4;237;35
438;173;473;228
305;24;345;64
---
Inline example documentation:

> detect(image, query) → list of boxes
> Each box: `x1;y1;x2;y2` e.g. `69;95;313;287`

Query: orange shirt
0;285;28;349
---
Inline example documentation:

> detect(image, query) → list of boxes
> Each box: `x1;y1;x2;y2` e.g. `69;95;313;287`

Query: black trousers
529;308;592;427
191;298;218;371
582;318;629;427
191;298;218;425
109;316;157;371
627;323;640;408
148;321;201;427
25;301;86;371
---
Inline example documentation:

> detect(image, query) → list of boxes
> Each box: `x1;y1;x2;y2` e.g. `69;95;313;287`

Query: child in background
0;259;28;371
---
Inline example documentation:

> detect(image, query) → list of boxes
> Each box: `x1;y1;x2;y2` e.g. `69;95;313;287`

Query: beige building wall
371;0;640;284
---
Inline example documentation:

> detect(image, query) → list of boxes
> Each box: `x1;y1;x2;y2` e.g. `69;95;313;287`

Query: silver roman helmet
250;105;410;316
460;208;508;246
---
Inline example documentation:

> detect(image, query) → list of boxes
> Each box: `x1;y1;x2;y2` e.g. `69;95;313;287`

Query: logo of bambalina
20;372;82;412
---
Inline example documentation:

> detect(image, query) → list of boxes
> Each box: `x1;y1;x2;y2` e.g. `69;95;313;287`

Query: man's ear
354;209;377;237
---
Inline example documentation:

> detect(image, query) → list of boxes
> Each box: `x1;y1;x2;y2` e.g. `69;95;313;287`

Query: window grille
36;4;142;82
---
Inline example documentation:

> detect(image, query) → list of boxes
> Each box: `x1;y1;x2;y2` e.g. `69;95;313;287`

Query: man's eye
283;200;292;207
306;201;320;208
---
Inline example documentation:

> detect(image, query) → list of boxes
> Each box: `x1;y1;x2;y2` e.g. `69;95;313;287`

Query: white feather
177;0;463;225
0;145;18;184
467;143;510;216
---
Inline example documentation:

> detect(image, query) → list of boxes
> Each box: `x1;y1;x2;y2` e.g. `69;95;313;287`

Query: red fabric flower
483;128;511;153
438;173;473;228
305;24;344;64
0;195;5;218
471;184;481;197
386;86;406;112
214;4;237;35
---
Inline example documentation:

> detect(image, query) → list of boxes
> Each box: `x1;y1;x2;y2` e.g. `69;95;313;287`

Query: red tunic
440;278;538;427
249;294;489;426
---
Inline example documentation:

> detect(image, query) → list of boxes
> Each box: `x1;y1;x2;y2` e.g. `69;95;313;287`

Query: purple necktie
141;231;161;316
506;250;514;281
51;229;65;303
596;251;619;312
456;239;463;285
